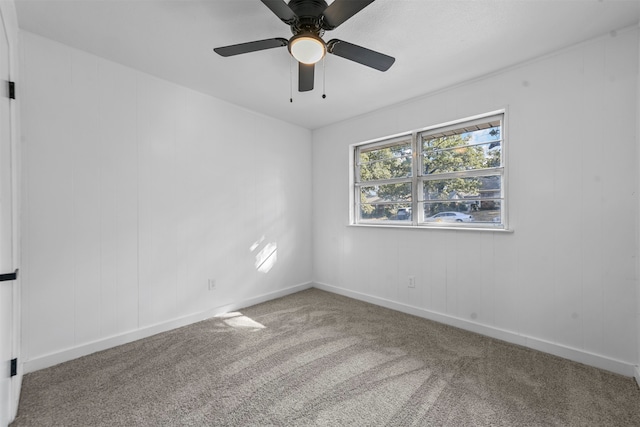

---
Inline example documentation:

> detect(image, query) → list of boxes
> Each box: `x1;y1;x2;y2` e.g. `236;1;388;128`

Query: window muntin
353;112;505;229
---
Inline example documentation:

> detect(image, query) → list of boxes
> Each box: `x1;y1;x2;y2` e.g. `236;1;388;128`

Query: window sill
348;223;514;233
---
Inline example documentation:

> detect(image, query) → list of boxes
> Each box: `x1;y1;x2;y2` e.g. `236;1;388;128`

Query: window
352;112;506;229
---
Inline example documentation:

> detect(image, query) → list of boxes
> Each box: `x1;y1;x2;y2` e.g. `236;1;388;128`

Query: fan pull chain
322;56;326;99
289;56;294;103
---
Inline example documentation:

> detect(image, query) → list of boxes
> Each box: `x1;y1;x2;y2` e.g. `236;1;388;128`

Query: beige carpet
11;288;640;426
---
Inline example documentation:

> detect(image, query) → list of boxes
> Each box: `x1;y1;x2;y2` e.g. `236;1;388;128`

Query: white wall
312;28;639;376
20;31;312;371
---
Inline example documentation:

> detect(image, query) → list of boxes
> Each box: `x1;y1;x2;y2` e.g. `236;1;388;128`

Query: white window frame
351;110;508;231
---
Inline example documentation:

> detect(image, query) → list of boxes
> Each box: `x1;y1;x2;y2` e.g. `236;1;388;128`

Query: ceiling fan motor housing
288;0;328;36
288;0;329;20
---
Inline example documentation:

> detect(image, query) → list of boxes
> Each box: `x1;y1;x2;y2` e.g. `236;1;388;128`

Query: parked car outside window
425;211;472;223
397;208;411;220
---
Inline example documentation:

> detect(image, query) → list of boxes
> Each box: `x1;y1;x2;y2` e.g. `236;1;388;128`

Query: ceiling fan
213;0;395;92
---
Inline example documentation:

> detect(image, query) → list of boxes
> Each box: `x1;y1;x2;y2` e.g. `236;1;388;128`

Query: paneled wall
20;32;312;370
312;28;639;375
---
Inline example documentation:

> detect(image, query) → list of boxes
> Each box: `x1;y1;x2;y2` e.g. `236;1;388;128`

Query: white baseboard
313;282;636;378
24;281;635;378
24;282;313;373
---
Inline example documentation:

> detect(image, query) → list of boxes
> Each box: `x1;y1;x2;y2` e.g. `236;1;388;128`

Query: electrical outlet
408;276;416;288
208;279;216;291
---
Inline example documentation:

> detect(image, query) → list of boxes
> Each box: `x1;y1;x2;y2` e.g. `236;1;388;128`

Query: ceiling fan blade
321;0;375;30
261;0;297;24
214;38;288;57
299;63;314;92
327;39;395;71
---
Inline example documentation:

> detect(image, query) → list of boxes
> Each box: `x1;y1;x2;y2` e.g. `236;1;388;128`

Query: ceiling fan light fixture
289;34;326;64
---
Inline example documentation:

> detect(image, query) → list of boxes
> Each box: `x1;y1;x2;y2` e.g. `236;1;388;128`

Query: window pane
359;142;412;181
360;183;411;203
423;175;501;202
360;203;412;222
423;201;502;225
359;183;412;221
422;125;501;175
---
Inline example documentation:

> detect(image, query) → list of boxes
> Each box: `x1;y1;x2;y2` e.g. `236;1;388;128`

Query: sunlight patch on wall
250;235;278;273
249;235;265;252
255;242;278;273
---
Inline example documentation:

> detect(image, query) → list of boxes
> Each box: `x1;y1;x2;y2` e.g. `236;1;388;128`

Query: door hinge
0;268;18;282
10;358;17;377
8;81;15;100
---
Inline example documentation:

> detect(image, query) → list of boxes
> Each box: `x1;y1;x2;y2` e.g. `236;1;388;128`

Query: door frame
0;2;21;424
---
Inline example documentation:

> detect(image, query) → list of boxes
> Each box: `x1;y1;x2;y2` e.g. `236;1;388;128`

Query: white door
0;7;17;426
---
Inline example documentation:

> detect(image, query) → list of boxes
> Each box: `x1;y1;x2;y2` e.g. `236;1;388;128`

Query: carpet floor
11;288;640;426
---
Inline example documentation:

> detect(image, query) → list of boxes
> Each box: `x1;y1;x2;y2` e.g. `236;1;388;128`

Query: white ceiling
14;0;640;129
